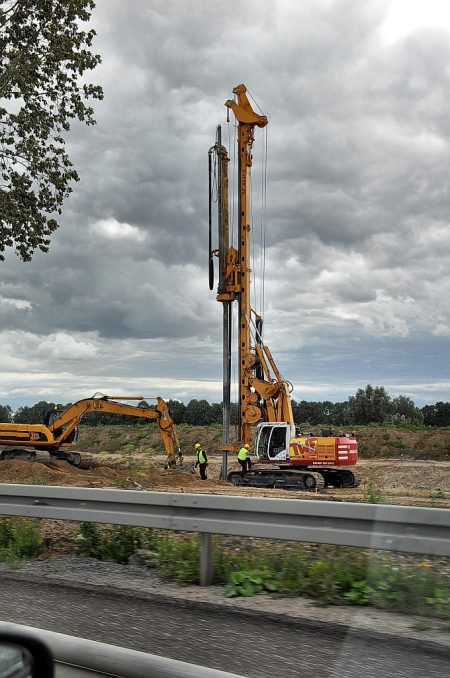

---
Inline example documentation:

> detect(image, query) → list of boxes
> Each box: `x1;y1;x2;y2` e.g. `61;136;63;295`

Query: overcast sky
1;0;450;410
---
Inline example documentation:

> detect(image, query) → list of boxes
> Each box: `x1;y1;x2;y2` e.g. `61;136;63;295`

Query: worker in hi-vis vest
194;443;208;480
237;443;252;477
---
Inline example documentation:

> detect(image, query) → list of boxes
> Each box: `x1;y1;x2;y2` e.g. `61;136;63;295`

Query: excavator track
55;451;96;469
227;469;326;491
0;447;51;464
0;446;96;469
227;468;362;490
320;468;361;488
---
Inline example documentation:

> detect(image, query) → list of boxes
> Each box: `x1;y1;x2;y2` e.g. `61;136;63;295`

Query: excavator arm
49;395;182;468
0;395;183;469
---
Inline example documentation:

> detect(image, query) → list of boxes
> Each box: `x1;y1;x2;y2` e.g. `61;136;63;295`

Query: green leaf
0;0;103;261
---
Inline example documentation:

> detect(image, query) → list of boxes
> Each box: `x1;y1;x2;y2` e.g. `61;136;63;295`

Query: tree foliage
14;399;59;423
1;391;449;427
422;402;450;427
0;403;12;422
185;399;215;425
388;395;423;425
166;399;187;425
347;385;392;425
0;0;103;261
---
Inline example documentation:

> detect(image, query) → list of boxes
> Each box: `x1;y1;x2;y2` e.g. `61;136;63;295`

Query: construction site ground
1;423;449;564
1;426;449;656
0;452;448;507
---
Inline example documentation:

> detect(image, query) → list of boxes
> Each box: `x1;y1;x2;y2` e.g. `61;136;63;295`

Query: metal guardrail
1;489;448;676
0;484;449;586
0;621;245;677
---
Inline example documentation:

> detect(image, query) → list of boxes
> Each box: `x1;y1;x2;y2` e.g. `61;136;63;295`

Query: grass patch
27;475;49;485
72;526;450;619
364;482;386;504
75;522;151;563
0;518;42;562
429;489;446;500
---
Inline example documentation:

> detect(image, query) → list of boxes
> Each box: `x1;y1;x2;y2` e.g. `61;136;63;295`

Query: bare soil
1;437;448;564
0;424;448;506
75;423;450;461
355;427;450;461
1;453;449;508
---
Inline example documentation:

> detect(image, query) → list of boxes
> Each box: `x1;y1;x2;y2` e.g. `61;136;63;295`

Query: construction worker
194;443;208;480
237;443;252;478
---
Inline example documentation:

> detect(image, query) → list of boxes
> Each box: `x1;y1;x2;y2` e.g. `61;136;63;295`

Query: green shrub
99;525;148;563
364;481;386;504
224;569;279;597
71;526;450;619
0;518;42;561
156;533;200;583
429;489;446;500
75;522;102;558
76;522;150;563
344;580;371;604
425;588;450;618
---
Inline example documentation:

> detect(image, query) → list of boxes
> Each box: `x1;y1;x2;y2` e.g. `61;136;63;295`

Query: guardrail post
200;533;213;586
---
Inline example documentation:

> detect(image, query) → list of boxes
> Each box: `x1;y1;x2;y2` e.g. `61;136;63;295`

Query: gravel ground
1;555;449;654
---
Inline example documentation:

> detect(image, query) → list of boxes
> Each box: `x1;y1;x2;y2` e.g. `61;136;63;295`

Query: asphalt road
0;579;447;677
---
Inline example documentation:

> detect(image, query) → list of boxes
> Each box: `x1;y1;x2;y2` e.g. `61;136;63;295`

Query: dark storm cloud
1;0;449;406
0;220;217;339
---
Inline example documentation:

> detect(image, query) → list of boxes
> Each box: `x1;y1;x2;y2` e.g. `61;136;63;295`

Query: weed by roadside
75;522;151;563
72;524;450;619
364;481;386;504
429;489;446;500
0;518;42;562
27;475;49;486
224;569;279;597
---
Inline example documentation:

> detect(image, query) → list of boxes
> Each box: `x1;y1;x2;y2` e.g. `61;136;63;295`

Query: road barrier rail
0;485;449;675
0;484;449;586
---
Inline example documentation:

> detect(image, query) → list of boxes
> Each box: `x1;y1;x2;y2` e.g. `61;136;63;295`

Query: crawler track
0;447;96;469
0;447;51;464
227;467;360;490
55;451;96;469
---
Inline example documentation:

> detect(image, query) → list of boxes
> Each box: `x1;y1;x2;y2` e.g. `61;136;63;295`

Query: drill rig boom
210;85;359;490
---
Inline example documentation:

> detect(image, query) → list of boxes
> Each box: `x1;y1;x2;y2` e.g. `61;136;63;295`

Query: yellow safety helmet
194;443;201;450
244;443;250;449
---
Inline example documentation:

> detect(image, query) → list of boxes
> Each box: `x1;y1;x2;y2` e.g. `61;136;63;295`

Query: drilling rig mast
209;85;360;490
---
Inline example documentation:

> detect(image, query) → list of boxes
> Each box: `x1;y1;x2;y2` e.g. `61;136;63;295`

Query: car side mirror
0;632;54;678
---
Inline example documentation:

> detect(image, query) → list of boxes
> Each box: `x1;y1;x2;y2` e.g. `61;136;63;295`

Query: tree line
1;385;449;427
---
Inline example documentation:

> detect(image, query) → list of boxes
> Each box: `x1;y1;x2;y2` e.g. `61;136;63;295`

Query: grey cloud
1;0;449;408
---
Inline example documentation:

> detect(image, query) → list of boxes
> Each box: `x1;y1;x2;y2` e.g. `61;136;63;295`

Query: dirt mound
0;458;227;492
358;459;450;491
1;453;449;508
0;459;121;487
357;428;450;460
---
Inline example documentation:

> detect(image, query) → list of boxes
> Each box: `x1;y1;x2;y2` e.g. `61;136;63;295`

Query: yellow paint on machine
289;436;337;462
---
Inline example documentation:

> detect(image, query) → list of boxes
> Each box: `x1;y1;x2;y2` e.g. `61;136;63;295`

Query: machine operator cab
255;422;295;462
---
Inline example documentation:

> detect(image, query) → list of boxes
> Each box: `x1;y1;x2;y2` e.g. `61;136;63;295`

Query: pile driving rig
209;84;359;490
0;394;182;469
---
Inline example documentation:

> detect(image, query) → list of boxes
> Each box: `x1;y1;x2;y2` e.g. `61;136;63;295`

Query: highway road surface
0;579;447;677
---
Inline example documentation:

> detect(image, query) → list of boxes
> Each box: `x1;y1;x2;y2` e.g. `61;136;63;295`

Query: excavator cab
255;423;292;462
43;407;79;445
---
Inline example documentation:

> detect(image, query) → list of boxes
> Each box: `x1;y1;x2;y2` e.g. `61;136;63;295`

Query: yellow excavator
0;394;183;469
